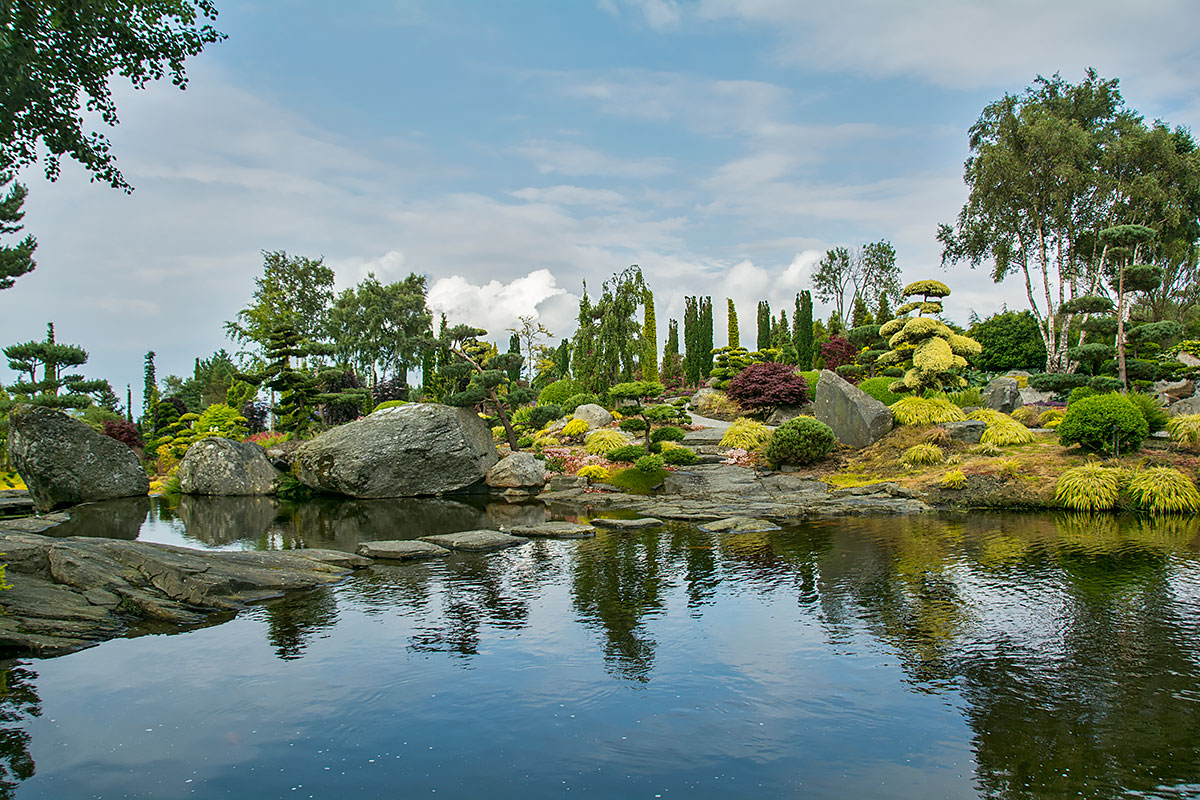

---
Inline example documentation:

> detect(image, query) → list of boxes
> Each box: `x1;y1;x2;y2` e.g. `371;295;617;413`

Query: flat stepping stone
508;521;595;539
356;540;451;560
421;530;529;551
590;517;663;530
697;516;782;534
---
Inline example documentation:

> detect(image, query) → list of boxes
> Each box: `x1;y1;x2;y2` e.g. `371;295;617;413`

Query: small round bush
635;454;664;474
563;392;600;414
763;417;836;467
619;417;649;433
1067;386;1098;407
528;404;563;430
561;418;590;438
650;425;685;443
538;379;582;406
942;469;968;489
606;444;647;463
1057;393;1149;454
661;446;699;466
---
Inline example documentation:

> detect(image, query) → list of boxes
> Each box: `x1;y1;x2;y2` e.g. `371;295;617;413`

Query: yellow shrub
1039;409;1066;429
585;428;631;455
491;425;506;442
720;418;772;450
942;468;967;489
562;419;590;438
576;465;611;482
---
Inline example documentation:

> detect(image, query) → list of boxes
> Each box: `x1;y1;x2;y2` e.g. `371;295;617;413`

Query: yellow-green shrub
1054;462;1122;511
968;409;1034;445
1167;414;1200;447
561;418;590;438
889;396;966;426
491;425;506;442
1125;467;1200;514
1039;409;1066;429
576;465;611;482
585;428;631;455
942;468;967;489
720;417;772;450
902;443;944;467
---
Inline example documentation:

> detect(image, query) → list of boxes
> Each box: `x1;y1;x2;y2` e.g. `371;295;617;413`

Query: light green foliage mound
561;419;590;438
1057;393;1148;455
1055;462;1122;511
858;377;904;406
1166;414;1200;446
890;396;966;426
608;466;669;494
764;417;835;467
1125;467;1200;514
585;428;630;455
902;443;945;467
967;409;1035;446
650;425;685;443
606;444;646;463
720;417;772;450
635;454;664;474
538;379;583;406
661;446;698;466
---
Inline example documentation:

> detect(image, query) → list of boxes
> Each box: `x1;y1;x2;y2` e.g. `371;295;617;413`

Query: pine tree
3;323;110;410
642;289;659;382
851;295;873;328
876;293;892;326
727;299;740;348
506;333;522;383
0;177;36;291
756;300;771;351
795;291;814;369
142;351;159;432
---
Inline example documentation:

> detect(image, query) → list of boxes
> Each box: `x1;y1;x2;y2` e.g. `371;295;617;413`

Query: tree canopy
0;174;35;290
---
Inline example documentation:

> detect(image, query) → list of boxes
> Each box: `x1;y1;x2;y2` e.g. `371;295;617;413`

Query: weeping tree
876;281;982;395
438;325;535;451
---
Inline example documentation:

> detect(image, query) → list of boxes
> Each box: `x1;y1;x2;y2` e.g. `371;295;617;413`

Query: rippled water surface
4;497;1200;799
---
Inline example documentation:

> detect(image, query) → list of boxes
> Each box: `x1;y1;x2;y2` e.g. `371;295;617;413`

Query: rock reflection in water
175;495;279;546
45;496;149;540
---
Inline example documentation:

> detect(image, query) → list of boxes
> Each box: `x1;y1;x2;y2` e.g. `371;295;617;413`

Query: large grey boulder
7;405;149;512
940;420;987;444
1019;387;1055;406
766;403;814;426
294;403;498;498
1169;396;1200;417
984;377;1023;414
1154;379;1194;401
178;438;281;495
572;403;613;429
813;370;893;449
486;452;547;490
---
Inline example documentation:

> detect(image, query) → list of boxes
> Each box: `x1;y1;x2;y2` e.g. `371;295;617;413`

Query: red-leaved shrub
725;362;809;413
820;335;858;371
101;419;145;451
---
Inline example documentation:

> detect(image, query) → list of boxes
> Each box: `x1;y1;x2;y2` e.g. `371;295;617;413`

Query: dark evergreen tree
795;291;814;369
756;300;771;351
699;296;714;377
142;350;158;433
3;323;110;410
506;333;522;383
683;296;700;386
661;319;683;386
0;176;36;291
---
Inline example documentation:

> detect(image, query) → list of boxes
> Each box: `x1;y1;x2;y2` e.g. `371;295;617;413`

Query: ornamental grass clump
1125;466;1200;514
763;417;836;467
1057;393;1148;455
1010;406;1042;427
901;443;944;467
889;396;966;426
1039;409;1066;429
585;428;630;455
720;417;772;450
561;418;590;438
1167;414;1200;447
1054;462;1122;512
968;409;1035;446
942;469;967;489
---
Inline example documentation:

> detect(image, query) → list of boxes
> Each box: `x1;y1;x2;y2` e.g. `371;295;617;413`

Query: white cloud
510;185;627;208
427;270;572;343
514;139;674;177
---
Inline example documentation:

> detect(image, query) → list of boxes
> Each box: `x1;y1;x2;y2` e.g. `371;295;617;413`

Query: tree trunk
490;391;521;451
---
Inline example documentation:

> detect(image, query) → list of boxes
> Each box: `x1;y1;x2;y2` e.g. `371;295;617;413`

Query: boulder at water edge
294;403;498;498
486;452;547;490
572;403;613;429
813;370;893;450
983;377;1023;414
178;438;281;495
6;405;150;512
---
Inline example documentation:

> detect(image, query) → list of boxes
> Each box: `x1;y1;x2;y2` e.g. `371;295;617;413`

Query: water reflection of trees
0;663;39;799
263;590;339;660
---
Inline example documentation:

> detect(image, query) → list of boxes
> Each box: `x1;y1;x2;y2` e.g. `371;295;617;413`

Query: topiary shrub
889;396;966;426
650;425;685;443
1057;393;1149;454
1125;466;1200;514
1054;462;1122;511
563;393;600;414
763;417;835;467
538;379;582;406
1028;373;1088;397
1166;414;1200;447
1126;392;1168;433
635;454;665;474
619;417;649;433
528;404;563;430
585;428;630;455
902;443;944;467
661;446;699;466
724;362;810;415
720;417;772;450
607;444;647;463
858;376;903;406
967;409;1035;445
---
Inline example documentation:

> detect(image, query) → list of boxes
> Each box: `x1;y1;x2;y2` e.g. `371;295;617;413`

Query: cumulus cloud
427;270;573;344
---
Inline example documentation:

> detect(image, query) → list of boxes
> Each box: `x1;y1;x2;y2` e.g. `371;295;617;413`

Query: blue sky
4;0;1199;406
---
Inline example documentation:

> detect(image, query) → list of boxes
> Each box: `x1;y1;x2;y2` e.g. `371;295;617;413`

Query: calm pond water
3;496;1200;799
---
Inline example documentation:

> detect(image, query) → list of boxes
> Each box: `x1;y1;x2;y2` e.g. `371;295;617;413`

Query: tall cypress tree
661;318;682;385
796;291;814;369
683;296;700;386
642;289;659;382
506;333;522;383
700;296;714;377
726;299;739;348
756;300;771;350
142;351;158;431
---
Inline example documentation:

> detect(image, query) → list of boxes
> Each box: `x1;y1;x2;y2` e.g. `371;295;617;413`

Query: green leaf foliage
1057;393;1148;454
968;311;1047;372
634;454;664;474
539;379;583;406
528;404;563;430
1126;392;1169;433
606;444;646;463
858;377;905;406
764;417;835;467
661;446;698;466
